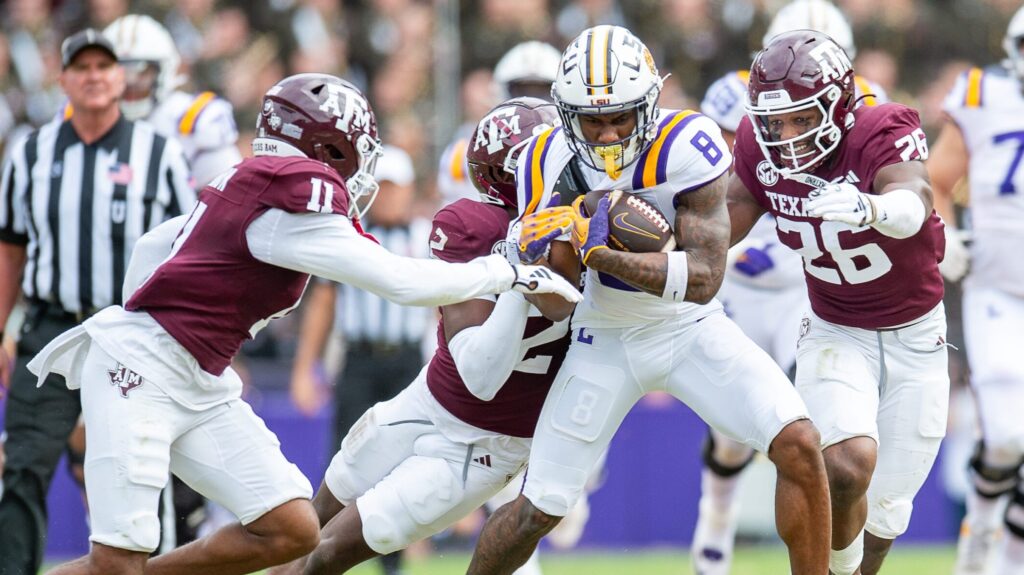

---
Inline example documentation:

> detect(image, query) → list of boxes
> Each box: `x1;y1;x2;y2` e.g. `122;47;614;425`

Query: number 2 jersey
943;66;1024;296
426;199;570;438
517;108;732;328
732;103;945;329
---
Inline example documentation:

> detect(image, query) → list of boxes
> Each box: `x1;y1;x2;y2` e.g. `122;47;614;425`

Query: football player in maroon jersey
268;98;579;575
728;31;949;575
33;77;580;575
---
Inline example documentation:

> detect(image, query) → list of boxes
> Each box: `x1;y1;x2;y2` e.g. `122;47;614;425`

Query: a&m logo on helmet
808;42;852;83
474;107;525;155
319;83;373;133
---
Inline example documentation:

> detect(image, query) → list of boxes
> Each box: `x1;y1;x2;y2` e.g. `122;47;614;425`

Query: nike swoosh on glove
570;193;611;265
509;263;583;303
806;182;877;227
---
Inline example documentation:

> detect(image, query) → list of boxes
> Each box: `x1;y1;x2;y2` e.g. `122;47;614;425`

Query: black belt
26;299;98;325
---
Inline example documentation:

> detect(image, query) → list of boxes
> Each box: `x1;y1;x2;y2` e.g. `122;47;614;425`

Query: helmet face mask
746;30;855;176
254;74;383;219
552;25;663;179
467;96;559;209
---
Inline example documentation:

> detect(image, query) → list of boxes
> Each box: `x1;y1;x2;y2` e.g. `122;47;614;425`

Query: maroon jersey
127;156;350;374
425;199;570;437
733;104;944;329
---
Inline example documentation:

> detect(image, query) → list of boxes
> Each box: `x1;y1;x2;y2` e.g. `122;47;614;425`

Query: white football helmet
1004;5;1024;82
764;0;856;58
494;41;561;100
552;25;663;178
104;14;183;120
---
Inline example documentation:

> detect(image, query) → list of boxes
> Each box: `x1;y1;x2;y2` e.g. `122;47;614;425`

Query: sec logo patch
756;160;779;187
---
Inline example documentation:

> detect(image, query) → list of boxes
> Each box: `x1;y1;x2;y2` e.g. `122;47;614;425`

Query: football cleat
691;496;740;575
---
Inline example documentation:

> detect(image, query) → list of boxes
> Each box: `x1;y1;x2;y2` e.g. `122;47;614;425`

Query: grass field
46;544;954;574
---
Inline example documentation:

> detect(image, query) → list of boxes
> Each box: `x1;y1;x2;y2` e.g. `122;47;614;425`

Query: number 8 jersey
732;103;945;329
517;108;732;328
943;66;1024;295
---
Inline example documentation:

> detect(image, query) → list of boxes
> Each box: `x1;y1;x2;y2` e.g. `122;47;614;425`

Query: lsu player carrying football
692;2;890;573
930;6;1024;574
30;75;580;575
729;30;949;575
268;97;574;575
466;25;832;575
103;14;241;189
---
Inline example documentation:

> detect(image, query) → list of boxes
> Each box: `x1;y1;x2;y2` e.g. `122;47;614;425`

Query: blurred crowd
0;0;1019;202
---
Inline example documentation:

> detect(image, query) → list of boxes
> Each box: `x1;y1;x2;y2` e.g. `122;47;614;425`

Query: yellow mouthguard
594;145;622;180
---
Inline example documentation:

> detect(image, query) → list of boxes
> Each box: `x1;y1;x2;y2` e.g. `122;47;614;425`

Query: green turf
43;544;958;574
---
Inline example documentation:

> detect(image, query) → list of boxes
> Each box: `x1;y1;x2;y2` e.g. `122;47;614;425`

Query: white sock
829;530;864;575
702;468;741;514
997;530;1024;575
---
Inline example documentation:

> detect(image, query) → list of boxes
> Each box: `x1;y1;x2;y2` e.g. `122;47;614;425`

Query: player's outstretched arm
246;209;582;307
583;174;730;304
928;121;969;225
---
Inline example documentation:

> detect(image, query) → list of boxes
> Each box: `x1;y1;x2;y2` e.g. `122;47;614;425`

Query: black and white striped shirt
337;219;433;346
0;116;196;314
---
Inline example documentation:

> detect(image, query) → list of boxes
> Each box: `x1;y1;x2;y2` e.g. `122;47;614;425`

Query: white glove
509;263;583;303
504;220;525;265
806;182;877;226
939;226;970;282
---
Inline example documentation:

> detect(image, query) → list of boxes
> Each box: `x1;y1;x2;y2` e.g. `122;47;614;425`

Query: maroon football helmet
467;97;559;209
746;30;855;175
254;73;383;218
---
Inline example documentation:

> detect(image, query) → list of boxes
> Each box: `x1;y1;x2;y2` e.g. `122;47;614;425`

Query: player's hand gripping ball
578;190;676;253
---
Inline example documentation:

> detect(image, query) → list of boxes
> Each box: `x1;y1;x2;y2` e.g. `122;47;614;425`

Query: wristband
663;250;689;303
868;189;926;239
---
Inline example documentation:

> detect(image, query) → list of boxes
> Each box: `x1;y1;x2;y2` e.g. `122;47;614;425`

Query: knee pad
522;459;588;517
702;431;755;477
970;440;1022;499
359;456;464;554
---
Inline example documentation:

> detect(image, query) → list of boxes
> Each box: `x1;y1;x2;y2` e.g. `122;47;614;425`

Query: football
581;190;677;253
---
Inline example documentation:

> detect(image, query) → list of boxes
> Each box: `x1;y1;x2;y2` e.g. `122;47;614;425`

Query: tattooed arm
584;173;730;304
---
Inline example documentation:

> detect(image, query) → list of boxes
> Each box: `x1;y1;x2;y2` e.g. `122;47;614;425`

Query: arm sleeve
122;215;188;296
447;291;532;401
246;208;515;306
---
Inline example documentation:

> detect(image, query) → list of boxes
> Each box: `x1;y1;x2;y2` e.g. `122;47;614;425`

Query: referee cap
62;29;119;68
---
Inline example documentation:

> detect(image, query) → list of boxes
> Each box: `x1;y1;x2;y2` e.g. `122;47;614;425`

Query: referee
0;29;195;574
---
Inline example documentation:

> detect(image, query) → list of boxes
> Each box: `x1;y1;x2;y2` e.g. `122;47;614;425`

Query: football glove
806;182;877;227
509;263;583;303
570;194;611;265
939;226;970;282
518;192;574;264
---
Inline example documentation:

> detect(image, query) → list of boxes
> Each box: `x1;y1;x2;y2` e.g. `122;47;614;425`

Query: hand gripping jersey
426;199;570;437
733;103;944;329
517;108;731;328
127;155;349;374
701;70;889;134
943;66;1024;296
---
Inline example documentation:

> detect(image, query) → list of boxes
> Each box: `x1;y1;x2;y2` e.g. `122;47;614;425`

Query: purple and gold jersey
733;104;944;329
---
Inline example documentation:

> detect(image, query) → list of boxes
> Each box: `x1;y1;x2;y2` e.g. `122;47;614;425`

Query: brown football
581;190;677;253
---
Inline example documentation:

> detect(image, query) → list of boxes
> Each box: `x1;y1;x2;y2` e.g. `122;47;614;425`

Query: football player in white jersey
464;25;831;575
104;14;241;189
436;41;562;206
691;2;890;573
930;7;1024;574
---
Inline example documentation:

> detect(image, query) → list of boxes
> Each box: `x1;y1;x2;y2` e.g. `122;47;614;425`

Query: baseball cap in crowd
375;144;415;186
61;29;119;68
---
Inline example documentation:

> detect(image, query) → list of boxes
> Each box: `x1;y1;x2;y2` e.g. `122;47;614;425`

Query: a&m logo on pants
107;363;144;398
